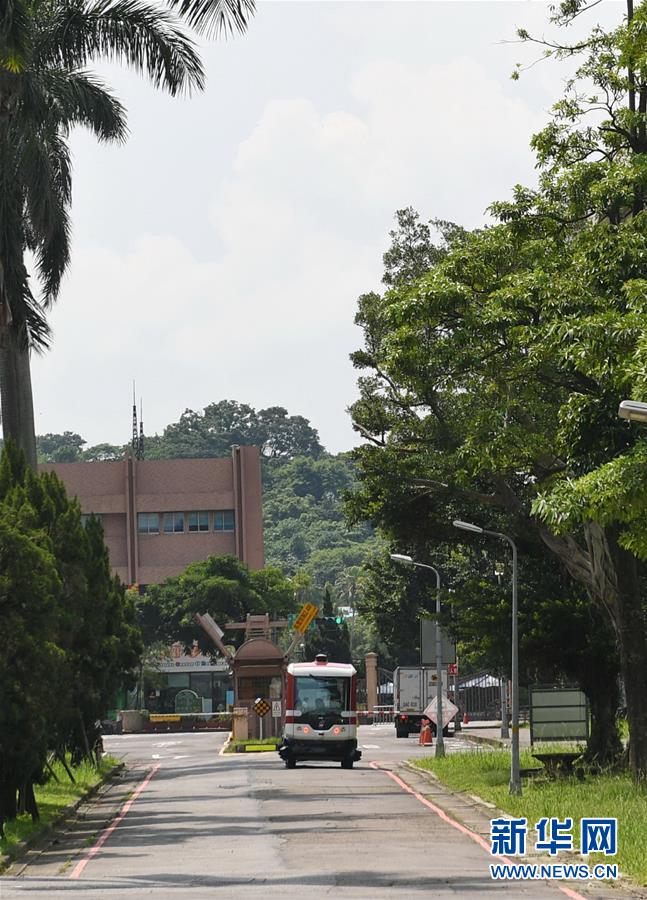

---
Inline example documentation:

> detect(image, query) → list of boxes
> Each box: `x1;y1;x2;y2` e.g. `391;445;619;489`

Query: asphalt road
0;726;597;899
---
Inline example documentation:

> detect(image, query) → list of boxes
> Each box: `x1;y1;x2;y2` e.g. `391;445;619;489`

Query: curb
460;732;508;749
0;761;125;874
219;732;232;755
401;759;500;815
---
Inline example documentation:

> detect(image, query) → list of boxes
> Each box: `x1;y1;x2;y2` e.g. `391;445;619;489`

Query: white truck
393;666;452;738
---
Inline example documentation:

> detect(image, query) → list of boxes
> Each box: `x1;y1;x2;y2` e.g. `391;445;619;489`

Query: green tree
357;545;621;764
348;203;646;771
36;432;85;462
263;453;380;578
138;555;299;650
82;442;124;462
0;503;63;836
148;400;324;460
0;442;142;830
304;585;351;663
382;207;467;289
347;0;647;774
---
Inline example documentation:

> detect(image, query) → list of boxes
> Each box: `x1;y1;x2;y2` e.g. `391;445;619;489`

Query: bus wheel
341;758;354;770
285;757;296;769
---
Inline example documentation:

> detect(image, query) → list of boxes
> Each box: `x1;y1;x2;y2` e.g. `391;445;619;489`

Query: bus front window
294;676;349;727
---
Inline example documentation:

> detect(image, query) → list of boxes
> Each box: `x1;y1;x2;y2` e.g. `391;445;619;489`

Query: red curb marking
69;763;161;879
369;762;588;900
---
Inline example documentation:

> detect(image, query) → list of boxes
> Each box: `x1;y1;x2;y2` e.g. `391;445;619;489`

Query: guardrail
370;705;395;724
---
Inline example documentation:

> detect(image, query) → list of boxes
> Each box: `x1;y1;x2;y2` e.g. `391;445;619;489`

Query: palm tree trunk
0;324;37;469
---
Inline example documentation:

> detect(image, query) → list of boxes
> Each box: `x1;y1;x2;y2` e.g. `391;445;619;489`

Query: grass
0;756;120;861
414;748;647;886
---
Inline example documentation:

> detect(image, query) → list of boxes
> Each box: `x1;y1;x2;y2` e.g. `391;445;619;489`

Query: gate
456;671;503;720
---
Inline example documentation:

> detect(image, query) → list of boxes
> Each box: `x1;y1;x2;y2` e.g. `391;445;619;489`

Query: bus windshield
294;675;349;725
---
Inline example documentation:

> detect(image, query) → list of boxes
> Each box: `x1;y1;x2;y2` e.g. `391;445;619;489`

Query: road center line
369;762;588;900
68;763;160;880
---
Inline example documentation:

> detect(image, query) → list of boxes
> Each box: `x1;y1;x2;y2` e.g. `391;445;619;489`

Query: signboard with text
293;603;319;634
420;618;456;666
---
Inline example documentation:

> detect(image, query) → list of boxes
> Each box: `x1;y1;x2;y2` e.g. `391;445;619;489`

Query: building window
164;512;184;534
188;511;209;532
80;513;102;527
138;512;159;534
214;510;235;532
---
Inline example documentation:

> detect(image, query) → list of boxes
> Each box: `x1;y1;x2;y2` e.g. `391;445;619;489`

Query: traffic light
335;615;343;624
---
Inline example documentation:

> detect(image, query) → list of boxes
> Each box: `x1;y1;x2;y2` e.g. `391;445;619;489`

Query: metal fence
455;670;504;720
378;667;394;708
371;704;395;724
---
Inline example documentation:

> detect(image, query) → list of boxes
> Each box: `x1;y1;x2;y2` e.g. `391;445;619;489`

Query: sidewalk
460;720;532;748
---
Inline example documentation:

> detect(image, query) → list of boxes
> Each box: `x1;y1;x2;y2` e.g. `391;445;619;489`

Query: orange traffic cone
463;711;470;725
419;719;433;746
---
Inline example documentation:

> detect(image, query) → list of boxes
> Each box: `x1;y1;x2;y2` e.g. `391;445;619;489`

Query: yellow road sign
254;698;270;717
293;602;319;634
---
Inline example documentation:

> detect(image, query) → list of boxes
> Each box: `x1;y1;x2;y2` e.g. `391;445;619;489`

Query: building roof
288;661;357;677
234;638;284;662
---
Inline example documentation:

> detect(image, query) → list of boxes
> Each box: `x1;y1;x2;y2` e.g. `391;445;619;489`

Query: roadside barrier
371;705;395;725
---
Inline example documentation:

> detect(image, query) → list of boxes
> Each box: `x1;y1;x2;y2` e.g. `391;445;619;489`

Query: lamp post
390;553;445;758
453;520;521;795
618;399;647;423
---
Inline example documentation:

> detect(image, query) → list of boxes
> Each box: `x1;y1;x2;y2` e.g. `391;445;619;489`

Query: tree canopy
137;555;299;650
348;0;647;780
146;400;324;460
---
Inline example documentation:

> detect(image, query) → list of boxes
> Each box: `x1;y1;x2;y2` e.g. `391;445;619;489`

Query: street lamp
390;553;445;758
453;520;521;796
618;400;647;423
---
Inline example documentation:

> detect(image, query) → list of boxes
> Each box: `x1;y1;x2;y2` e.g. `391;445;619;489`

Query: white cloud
30;3;570;452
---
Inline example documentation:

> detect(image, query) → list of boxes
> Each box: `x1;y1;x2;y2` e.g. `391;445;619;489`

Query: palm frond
39;68;128;142
36;0;205;95
0;0;31;72
15;123;72;302
165;0;255;38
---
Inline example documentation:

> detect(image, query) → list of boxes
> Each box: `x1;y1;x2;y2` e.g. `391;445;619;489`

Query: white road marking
153;741;183;747
362;744;381;749
151;754;167;759
173;755;190;759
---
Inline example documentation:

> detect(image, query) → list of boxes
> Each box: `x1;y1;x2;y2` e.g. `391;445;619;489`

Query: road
0;726;599;899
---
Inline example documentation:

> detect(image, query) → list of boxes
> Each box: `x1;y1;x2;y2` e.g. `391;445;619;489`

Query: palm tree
166;0;255;36
0;0;251;467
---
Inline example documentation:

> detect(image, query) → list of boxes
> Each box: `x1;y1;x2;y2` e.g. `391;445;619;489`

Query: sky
29;0;623;454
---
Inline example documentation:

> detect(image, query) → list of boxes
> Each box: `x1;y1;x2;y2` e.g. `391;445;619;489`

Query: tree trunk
539;522;647;780
24;781;39;823
0;325;37;469
606;529;647;781
581;649;622;768
78;709;92;764
55;751;76;784
0;779;18;833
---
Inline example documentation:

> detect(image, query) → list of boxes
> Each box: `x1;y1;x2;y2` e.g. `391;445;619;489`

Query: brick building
41;445;264;586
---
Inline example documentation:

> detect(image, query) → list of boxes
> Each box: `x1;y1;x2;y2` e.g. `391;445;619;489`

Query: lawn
414;748;647;886
0;756;120;862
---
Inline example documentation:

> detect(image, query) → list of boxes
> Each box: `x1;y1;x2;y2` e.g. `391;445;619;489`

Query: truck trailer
393;666;453;738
